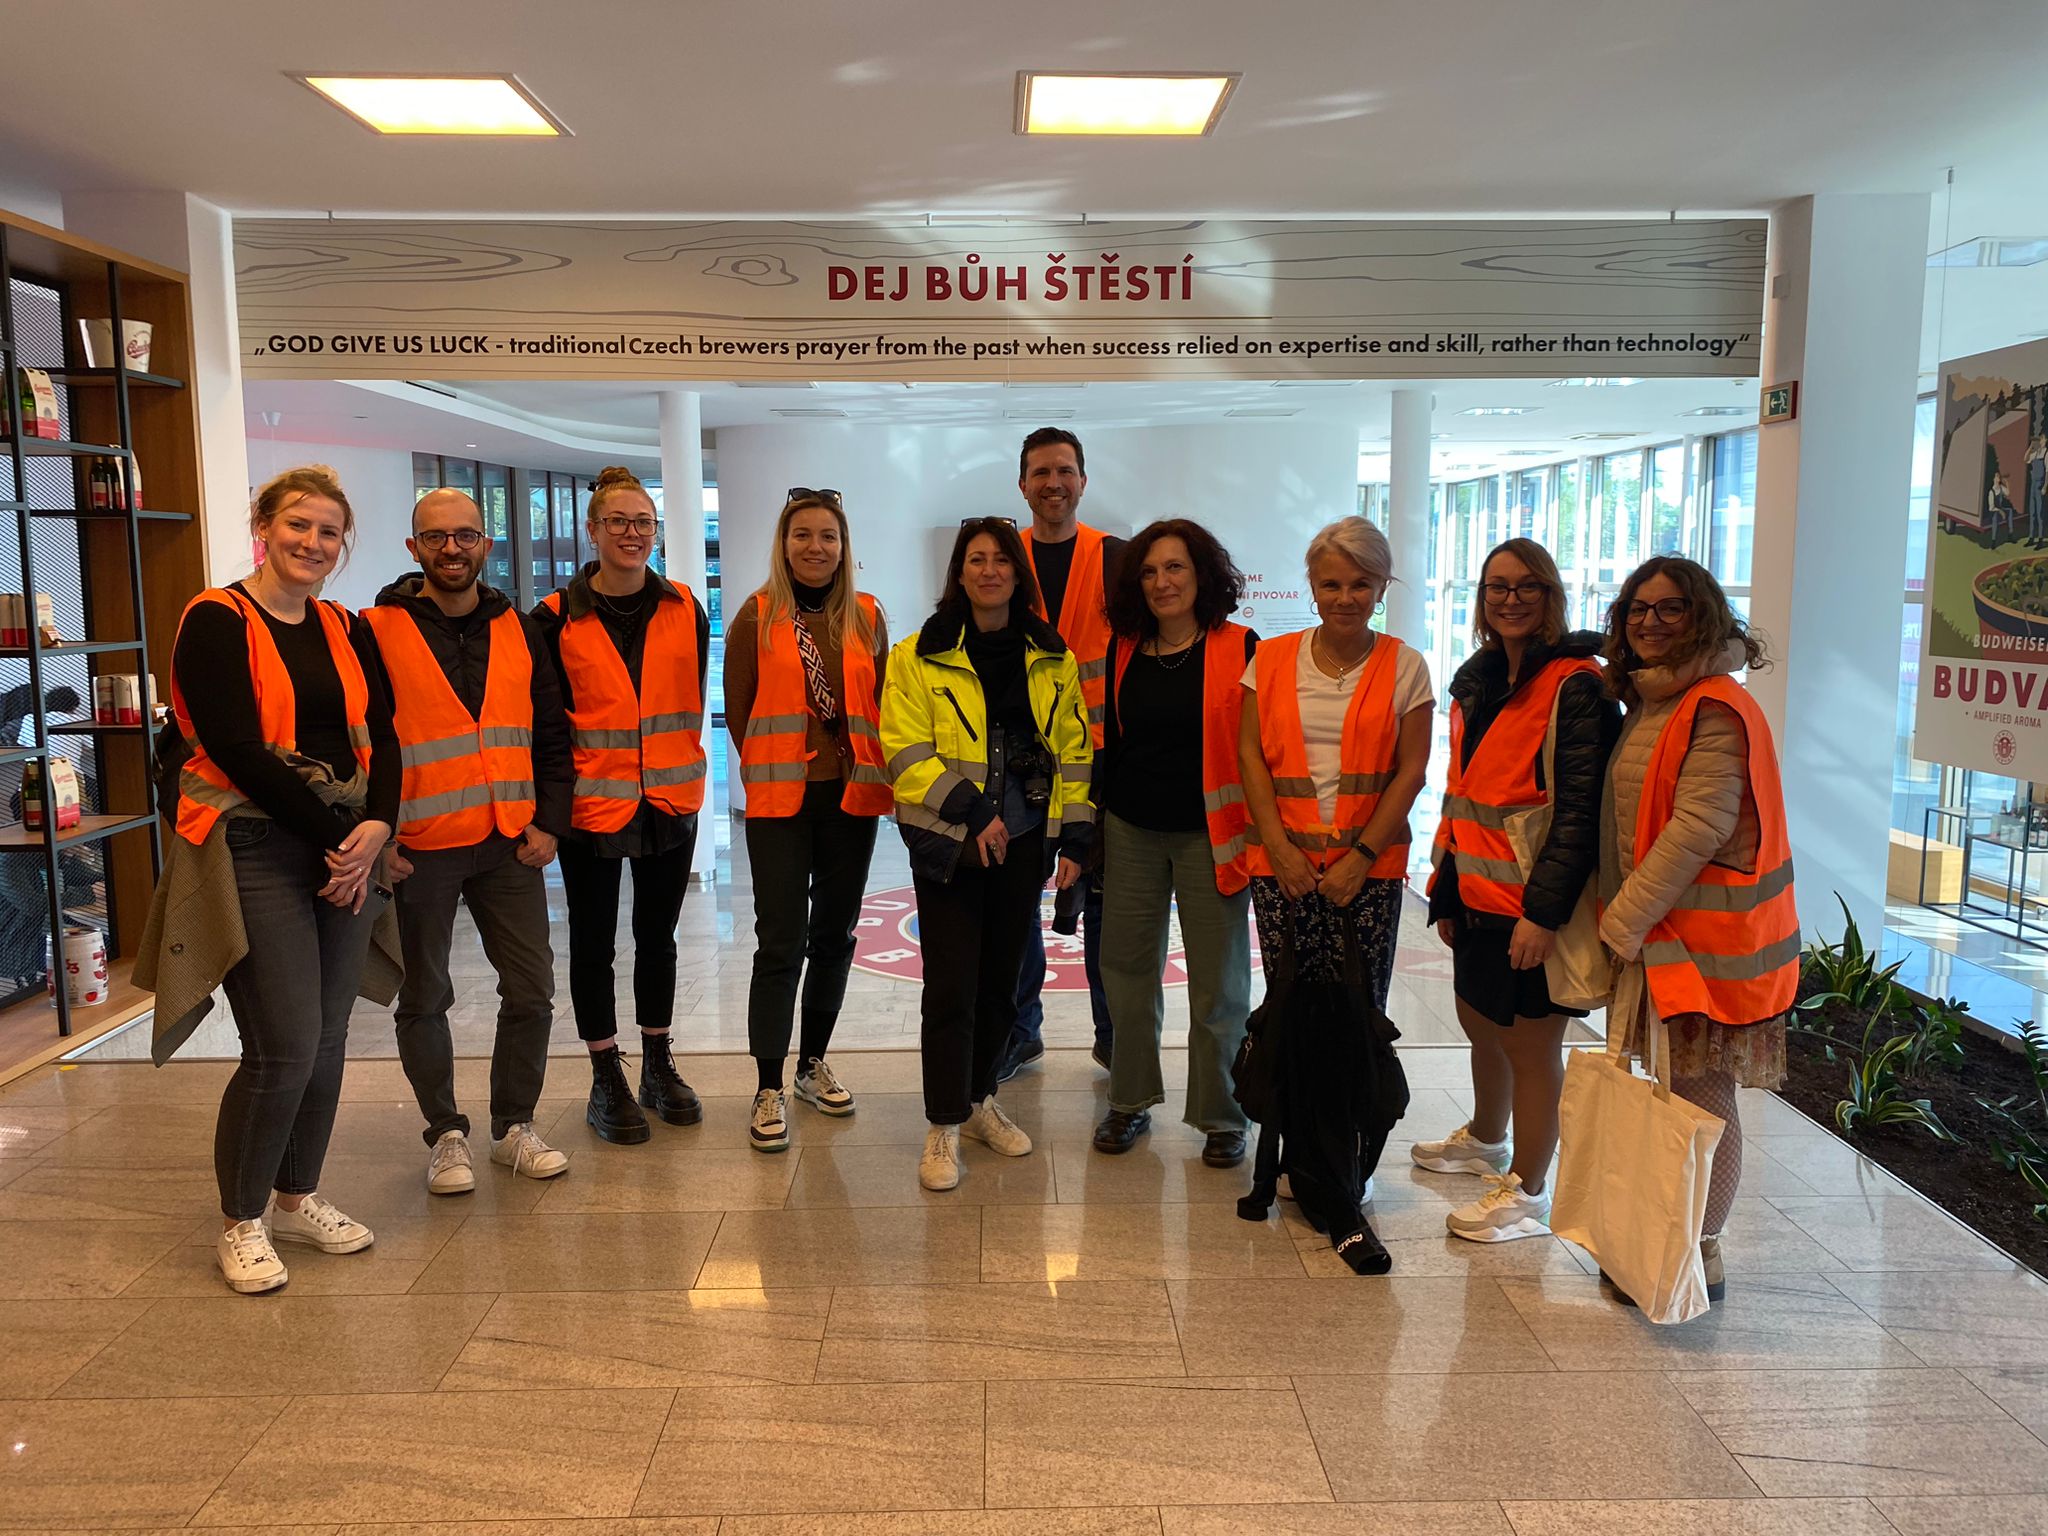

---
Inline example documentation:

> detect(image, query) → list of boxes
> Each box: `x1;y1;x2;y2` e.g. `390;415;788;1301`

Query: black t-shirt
1031;535;1076;627
1105;645;1207;832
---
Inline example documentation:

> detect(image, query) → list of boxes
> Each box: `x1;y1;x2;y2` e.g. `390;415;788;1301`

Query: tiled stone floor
3;1044;2044;1532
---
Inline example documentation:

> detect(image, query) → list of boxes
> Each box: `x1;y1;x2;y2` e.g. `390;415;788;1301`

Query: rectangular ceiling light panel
1017;72;1238;136
298;74;567;136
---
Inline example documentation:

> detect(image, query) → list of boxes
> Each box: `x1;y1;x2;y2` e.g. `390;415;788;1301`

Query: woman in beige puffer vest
1599;557;1788;1301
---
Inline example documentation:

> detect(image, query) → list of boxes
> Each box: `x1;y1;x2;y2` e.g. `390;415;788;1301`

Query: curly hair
1107;518;1247;639
1603;555;1771;704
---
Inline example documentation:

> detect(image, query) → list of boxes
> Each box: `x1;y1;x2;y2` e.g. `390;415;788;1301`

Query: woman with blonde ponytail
531;467;711;1145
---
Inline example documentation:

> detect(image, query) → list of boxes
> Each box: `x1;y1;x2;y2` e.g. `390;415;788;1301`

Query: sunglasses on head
785;487;843;510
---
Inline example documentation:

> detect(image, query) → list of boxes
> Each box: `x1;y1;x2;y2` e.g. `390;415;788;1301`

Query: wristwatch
1351;837;1378;863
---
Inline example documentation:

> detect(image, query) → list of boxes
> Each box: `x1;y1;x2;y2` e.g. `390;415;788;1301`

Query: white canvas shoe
217;1218;288;1294
265;1192;374;1254
1410;1122;1513;1176
491;1122;570;1180
1446;1172;1553;1243
919;1124;961;1190
962;1097;1032;1157
427;1129;475;1195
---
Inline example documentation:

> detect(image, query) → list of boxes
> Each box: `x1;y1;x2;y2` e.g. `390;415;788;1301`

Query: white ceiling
6;1;2048;219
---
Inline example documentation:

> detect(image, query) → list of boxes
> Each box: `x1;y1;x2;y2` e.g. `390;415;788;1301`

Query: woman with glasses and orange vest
531;465;710;1146
1596;555;1798;1304
1238;515;1433;1273
145;465;401;1296
1091;519;1259;1170
1422;538;1619;1247
724;488;891;1154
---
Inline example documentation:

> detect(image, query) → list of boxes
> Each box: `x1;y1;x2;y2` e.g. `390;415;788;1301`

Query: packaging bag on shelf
15;367;60;439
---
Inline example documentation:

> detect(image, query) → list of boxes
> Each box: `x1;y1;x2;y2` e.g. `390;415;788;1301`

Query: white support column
1748;193;1929;941
659;389;718;881
1387;387;1432;648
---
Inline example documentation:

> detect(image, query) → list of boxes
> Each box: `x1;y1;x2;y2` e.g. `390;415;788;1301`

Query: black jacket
1428;629;1620;932
373;572;575;840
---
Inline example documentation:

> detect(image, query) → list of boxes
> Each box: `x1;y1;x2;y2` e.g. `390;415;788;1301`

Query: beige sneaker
492;1122;570;1180
217;1218;288;1295
265;1192;373;1254
426;1129;475;1195
1700;1233;1726;1301
962;1097;1032;1157
919;1124;961;1191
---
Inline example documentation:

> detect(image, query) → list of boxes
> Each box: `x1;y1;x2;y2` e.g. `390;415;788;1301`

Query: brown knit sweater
723;593;889;782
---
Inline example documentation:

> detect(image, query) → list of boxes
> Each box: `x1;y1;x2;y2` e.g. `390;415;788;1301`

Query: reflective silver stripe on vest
1059;801;1097;825
849;762;890;784
644;760;709;788
1211;833;1247;864
741;761;808;784
574;727;639;750
1439;793;1536;831
1270;776;1316;797
1338;770;1394;795
479;725;532;750
1671;859;1797;915
179;770;244;812
1059;762;1091;784
1204;784;1246;814
1077;656;1108;682
347;722;371;750
1642;930;1803;982
923;768;972;810
895;801;968;842
889;742;937;775
1454;852;1525;885
1086;704;1106;725
744;713;810;738
847;715;881;740
400;780;536;822
574;775;640;801
401;735;480;770
642;710;704;735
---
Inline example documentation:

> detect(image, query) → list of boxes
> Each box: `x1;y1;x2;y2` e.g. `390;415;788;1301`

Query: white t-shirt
1242;631;1435;825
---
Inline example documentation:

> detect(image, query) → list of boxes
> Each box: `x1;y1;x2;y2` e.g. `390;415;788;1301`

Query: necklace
591;581;646;621
1312;627;1372;682
1149;630;1202;671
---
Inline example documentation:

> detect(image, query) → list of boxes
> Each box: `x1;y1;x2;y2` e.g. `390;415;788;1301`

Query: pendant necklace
1151;631;1201;671
1314;627;1370;683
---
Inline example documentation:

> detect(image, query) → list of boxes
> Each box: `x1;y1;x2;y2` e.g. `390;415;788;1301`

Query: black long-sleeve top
371;572;574;839
1428;631;1620;931
172;581;401;849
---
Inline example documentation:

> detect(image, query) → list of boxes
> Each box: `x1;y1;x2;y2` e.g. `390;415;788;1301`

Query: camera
996;723;1056;812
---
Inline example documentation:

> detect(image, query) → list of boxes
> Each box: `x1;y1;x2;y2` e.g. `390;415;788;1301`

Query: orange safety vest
1630;675;1800;1026
1430;656;1602;919
1244;630;1410;879
361;604;536;850
739;591;892;819
1111;622;1253;894
170;587;371;846
1022;523;1112;749
540;581;706;833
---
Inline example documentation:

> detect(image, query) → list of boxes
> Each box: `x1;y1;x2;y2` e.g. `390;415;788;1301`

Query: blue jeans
213;817;382;1220
1009;867;1110;1054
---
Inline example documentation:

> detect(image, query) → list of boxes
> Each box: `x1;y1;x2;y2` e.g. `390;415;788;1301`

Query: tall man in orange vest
368;489;576;1195
1002;428;1121;1083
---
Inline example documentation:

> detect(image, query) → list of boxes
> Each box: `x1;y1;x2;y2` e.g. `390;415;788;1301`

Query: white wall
713;421;1363;649
242;436;417;611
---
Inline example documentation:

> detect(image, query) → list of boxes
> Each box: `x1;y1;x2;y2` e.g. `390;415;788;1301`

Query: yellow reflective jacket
879;609;1095;881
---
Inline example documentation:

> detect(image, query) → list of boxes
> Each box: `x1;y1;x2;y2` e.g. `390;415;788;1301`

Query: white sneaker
919;1124;961;1190
1411;1122;1512;1176
962;1096;1032;1157
749;1088;790;1153
427;1129;475;1195
1446;1172;1552;1243
793;1059;855;1116
491;1122;570;1180
217;1218;288;1294
265;1192;374;1254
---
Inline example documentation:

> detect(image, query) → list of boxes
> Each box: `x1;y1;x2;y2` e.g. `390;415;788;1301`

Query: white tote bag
1550;965;1726;1325
1501;687;1613;1010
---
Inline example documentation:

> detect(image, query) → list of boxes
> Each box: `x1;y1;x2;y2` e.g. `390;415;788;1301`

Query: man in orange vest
1002;427;1121;1084
369;489;575;1196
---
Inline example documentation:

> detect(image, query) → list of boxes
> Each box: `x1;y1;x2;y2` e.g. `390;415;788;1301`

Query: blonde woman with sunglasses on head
724;488;892;1153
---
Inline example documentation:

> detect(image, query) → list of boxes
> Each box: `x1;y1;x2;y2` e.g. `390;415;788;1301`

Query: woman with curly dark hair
1596;555;1798;1305
1092;519;1261;1167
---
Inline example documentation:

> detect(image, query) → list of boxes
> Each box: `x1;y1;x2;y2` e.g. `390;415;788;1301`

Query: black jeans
558;830;695;1042
213;817;382;1220
1010;867;1109;1054
915;828;1046;1123
392;832;556;1144
743;780;879;1064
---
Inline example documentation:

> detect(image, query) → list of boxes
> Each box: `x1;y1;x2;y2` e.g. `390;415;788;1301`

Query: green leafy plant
1801;895;1906;1018
1977;1018;2048;1224
1900;995;1970;1077
1833;1014;1958;1142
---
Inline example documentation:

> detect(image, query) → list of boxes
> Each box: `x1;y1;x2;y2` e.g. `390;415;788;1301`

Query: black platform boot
637;1033;703;1126
586;1046;651;1145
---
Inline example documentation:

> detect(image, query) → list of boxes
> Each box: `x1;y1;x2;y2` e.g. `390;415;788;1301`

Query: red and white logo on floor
853;884;1248;987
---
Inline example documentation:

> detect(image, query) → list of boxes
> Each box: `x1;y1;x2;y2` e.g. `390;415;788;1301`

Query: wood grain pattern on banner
234;218;1765;383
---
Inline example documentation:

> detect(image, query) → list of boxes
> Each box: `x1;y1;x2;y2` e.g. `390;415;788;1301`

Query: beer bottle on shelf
21;757;43;831
88;458;111;510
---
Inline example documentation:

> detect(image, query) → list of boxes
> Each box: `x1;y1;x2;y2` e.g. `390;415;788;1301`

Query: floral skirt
1611;959;1787;1088
1249;876;1402;1012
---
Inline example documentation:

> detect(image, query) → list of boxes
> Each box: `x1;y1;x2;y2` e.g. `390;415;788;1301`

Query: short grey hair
1304;515;1393;587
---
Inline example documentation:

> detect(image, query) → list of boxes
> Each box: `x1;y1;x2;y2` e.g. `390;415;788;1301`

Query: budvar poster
1918;336;2048;776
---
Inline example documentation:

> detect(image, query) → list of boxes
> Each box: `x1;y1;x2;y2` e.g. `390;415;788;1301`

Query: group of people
1987;432;2048;546
145;425;1797;1300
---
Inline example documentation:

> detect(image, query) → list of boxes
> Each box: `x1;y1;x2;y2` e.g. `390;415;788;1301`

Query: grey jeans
1100;813;1253;1132
214;817;382;1220
393;832;556;1144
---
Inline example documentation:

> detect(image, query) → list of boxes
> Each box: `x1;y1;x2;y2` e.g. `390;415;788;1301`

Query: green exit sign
1761;382;1799;424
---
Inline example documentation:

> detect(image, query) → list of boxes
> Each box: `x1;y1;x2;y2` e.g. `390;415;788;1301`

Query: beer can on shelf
46;925;108;1010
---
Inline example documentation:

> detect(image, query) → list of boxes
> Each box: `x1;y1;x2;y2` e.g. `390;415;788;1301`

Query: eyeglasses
1624;597;1692;626
785;487;843;509
414;528;486;552
1481;580;1548;606
598;515;660;537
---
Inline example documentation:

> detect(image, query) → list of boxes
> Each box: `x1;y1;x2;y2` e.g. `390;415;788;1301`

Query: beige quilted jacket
1598;640;1760;962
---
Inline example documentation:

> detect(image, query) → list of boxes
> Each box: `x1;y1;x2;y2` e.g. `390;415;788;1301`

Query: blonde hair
1475;538;1568;649
1304;515;1392;587
587;464;655;522
251;464;354;561
754;492;876;653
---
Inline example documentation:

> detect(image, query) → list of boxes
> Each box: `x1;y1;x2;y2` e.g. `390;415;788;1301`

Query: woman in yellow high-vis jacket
880;516;1093;1193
